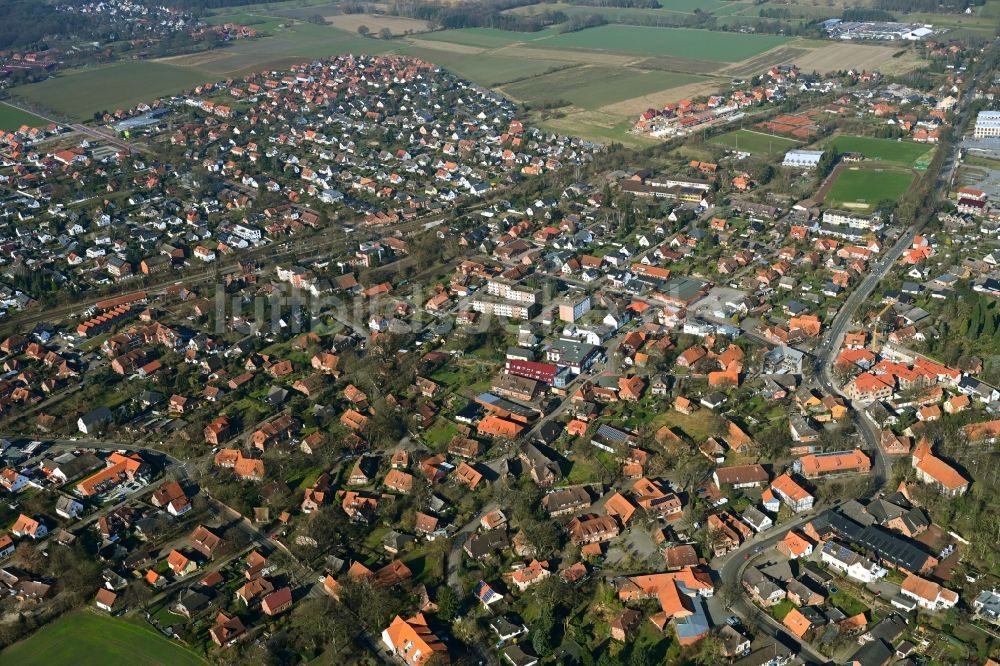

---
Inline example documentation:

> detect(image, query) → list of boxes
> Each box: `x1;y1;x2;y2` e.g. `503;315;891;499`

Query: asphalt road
713;506;837;664
445;501;498;593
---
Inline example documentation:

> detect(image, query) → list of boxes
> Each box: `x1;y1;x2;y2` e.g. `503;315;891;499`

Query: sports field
540;25;789;61
709;129;800;155
828;135;934;167
13;61;210;120
825;167;915;210
0;102;51;130
0;610;207;666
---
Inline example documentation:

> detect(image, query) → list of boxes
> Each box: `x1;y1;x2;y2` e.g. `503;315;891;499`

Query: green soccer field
825;167;915;209
709;129;801;155
0;610;207;666
828;135;933;167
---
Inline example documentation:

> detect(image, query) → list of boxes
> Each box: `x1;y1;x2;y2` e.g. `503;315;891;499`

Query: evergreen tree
968;299;982;339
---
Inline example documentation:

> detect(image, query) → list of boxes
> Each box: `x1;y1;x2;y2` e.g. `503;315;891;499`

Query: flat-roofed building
974;110;1000;138
783;149;824;169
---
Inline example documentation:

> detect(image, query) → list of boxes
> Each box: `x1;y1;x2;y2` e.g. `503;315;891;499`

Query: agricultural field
0;102;52;131
157;22;380;76
539;25;789;61
828;135;934;167
508;1;743;22
264;1;342;20
400;46;569;87
825;167;915;210
417;27;559;49
709;128;801;155
0;610;207;666
501;66;707;110
325;14;433;36
13;61;211;120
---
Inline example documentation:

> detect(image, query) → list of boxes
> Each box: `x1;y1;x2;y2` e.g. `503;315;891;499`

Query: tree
379;27;392;39
288;596;354;657
531;607;556;656
436;585;459;621
628;647;652;666
692;633;722;665
338;578;400;631
521;517;561;558
357;24;370;36
984;301;997;338
815;145;841;180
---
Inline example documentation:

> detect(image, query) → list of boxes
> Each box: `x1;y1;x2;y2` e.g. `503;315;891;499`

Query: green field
512;0;760;18
423;24;787;62
709;129;801;155
1;610;207;666
419;27;558;49
825;167;915;210
502;66;706;110
398;45;567;87
0;102;51;131
536;110;655;147
510;1;739;21
828;135;934;167
540;25;789;61
13;61;211;120
177;23;383;76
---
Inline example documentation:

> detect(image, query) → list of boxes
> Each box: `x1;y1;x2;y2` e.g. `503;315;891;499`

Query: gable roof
912;437;969;491
783;607;812;638
383;614;448;665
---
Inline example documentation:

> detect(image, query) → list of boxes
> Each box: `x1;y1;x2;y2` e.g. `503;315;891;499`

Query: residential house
770;474;814;512
381;614;449;666
900;574;958;611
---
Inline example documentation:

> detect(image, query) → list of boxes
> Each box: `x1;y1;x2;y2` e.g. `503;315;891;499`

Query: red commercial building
505;359;558;384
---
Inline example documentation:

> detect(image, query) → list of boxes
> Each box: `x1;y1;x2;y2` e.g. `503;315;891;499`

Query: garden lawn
825;167;914;210
769;599;795;621
566;456;600;484
1;610;207;666
653;409;718;442
831;589;869;617
828;135;933;167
